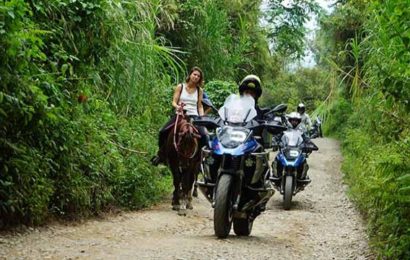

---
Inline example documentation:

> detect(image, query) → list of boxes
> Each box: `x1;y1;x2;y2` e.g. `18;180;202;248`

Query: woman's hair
185;66;204;88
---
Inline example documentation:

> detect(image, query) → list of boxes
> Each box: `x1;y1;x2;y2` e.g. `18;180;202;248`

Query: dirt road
0;138;372;259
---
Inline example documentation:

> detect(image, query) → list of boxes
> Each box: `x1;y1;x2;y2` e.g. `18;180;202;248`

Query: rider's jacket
299;113;312;131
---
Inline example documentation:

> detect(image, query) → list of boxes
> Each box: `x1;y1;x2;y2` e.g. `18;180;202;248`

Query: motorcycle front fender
280;169;296;194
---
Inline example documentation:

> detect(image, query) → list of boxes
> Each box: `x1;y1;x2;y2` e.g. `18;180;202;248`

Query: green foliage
0;0;173;226
314;0;366;70
161;0;276;81
205;80;237;109
317;0;410;257
179;0;233;79
320;92;352;137
362;0;410;109
265;0;320;59
0;148;54;225
263;67;331;111
341;120;410;258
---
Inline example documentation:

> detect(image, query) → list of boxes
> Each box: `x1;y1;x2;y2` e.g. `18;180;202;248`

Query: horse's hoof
192;189;198;198
178;209;187;216
172;205;180;211
187;203;193;210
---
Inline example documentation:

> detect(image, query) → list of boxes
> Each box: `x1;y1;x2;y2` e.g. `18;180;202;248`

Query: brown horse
165;112;201;216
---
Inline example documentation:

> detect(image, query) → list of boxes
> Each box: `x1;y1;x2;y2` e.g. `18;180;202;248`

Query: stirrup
150;155;162;166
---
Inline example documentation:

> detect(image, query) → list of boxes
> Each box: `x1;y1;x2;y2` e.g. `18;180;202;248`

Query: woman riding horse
151;67;206;214
151;66;206;165
166;106;202;214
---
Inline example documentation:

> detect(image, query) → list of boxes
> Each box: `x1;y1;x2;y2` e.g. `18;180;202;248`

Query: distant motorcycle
309;116;323;139
271;128;318;210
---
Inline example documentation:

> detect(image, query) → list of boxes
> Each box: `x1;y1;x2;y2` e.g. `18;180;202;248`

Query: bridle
173;105;201;159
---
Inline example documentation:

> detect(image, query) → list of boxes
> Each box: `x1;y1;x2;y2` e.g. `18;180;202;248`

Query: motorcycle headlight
289;150;300;157
285;148;300;159
217;126;250;148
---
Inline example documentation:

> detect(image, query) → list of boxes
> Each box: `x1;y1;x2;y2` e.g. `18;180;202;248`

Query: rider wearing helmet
270;111;312;184
296;103;312;133
239;75;270;210
287;111;302;129
239;74;263;120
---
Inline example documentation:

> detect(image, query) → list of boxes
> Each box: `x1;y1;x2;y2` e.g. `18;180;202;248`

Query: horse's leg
178;168;190;216
178;194;187;216
171;168;181;211
187;192;193;210
185;167;196;211
192;170;198;198
187;170;195;210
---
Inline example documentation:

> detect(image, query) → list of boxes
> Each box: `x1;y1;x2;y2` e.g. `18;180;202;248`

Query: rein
173;111;182;153
173;106;200;159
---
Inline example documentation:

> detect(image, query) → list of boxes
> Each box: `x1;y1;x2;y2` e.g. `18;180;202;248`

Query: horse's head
175;116;201;160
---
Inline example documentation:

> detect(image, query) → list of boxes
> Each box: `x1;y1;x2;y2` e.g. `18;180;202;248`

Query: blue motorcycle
194;94;286;238
271;128;318;210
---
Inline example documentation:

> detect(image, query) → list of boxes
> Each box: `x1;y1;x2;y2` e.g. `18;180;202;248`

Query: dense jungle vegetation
0;0;319;225
0;0;409;258
316;0;410;258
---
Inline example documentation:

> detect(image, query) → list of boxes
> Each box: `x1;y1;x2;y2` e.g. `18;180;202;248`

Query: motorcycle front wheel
214;174;233;238
283;175;294;210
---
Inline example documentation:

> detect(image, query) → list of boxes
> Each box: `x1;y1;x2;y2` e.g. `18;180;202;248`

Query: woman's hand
176;102;185;114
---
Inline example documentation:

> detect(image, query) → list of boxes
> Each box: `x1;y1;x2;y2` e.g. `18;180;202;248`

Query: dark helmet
239;75;262;99
297;103;305;114
287;112;302;129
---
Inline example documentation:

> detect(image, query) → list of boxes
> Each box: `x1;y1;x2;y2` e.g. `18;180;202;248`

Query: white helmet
287;112;302;129
297;103;305;114
239;74;262;99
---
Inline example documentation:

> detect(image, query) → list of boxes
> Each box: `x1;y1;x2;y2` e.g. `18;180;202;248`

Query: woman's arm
198;88;204;116
172;84;182;109
204;106;212;115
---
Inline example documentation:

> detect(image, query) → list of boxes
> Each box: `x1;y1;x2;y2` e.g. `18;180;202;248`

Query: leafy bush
341;128;410;258
0;0;173;226
317;0;410;257
263;67;331;111
204;80;238;109
321;94;352;137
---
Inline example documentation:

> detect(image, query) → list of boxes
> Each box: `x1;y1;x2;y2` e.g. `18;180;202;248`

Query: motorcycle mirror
192;116;221;129
264;122;287;135
265;103;287;116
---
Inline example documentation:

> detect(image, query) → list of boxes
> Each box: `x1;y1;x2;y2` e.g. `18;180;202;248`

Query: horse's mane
176;116;200;159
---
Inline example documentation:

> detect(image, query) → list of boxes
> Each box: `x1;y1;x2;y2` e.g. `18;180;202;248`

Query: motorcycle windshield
218;94;257;123
281;129;304;147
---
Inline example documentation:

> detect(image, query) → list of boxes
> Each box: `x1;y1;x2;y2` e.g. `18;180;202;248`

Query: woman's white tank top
179;83;198;116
